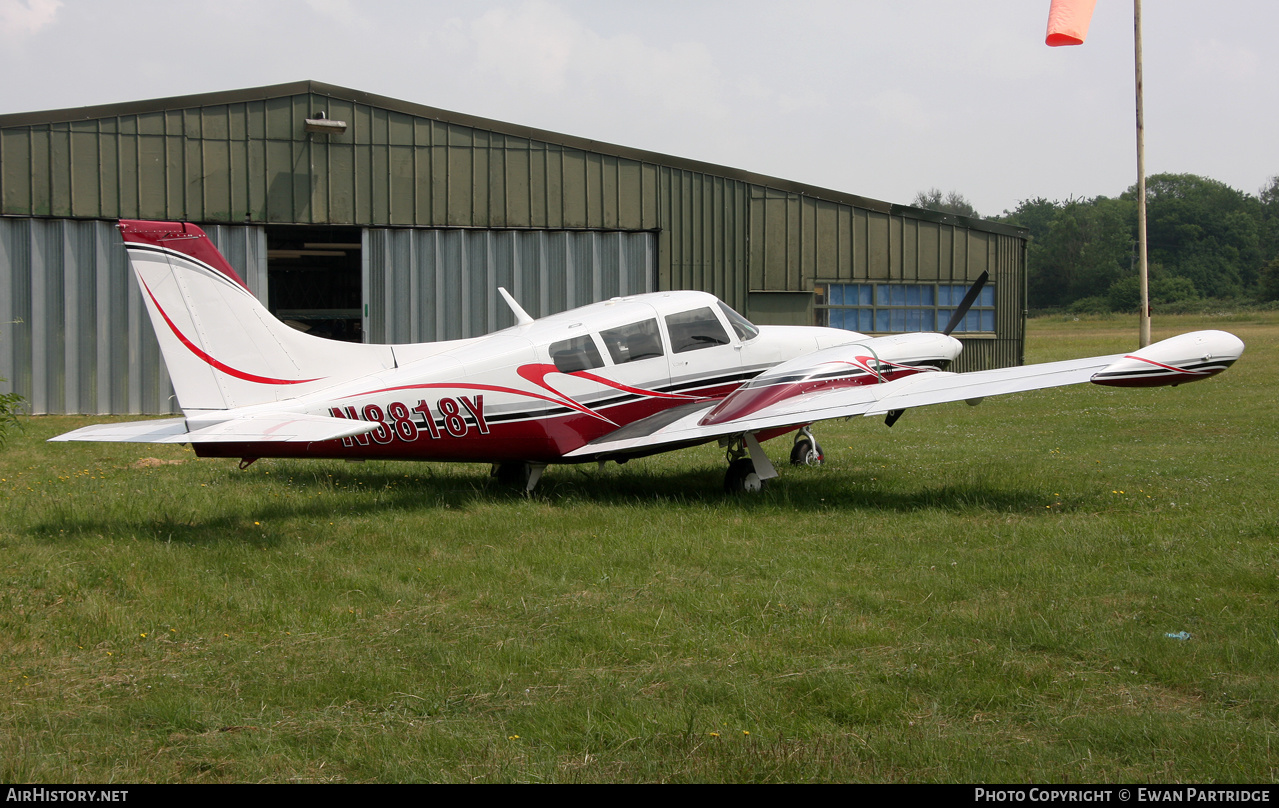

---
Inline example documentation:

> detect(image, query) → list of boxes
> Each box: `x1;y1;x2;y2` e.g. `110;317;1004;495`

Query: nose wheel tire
790;436;824;466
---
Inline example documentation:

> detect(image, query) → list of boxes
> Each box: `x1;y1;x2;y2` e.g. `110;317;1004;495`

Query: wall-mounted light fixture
304;111;347;135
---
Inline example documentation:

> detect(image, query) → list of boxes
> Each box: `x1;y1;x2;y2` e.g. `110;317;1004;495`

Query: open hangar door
364;228;656;344
264;225;364;344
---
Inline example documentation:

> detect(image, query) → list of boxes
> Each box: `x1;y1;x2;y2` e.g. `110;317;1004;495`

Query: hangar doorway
265;225;364;344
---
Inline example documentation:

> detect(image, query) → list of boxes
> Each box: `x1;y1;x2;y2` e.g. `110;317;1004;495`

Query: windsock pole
1135;0;1151;347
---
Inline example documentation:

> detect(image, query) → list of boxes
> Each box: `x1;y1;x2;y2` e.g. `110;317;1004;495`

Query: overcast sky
1;0;1274;217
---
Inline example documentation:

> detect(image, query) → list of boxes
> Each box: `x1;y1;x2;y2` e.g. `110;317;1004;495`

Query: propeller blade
942;270;990;336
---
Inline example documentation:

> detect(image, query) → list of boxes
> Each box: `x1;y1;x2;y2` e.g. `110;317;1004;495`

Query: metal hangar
0;81;1028;414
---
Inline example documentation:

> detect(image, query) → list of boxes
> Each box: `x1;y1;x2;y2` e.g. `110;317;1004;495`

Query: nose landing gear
789;426;824;466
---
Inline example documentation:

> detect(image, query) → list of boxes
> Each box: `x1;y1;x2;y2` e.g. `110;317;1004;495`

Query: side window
666;307;731;353
600;319;664;364
549;334;604;373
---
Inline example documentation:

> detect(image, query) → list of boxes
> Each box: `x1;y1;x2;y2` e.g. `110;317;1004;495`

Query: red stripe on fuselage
341;380;612;423
342;364;707;426
519;364;702;402
193;381;744;464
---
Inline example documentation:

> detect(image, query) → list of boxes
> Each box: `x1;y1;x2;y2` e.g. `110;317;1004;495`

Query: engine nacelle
700;332;963;425
1091;330;1244;388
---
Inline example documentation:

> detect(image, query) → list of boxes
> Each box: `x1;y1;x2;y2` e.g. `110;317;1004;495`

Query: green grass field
2;313;1276;783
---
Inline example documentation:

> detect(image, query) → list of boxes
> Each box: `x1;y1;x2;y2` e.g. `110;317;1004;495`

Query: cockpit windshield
717;302;759;341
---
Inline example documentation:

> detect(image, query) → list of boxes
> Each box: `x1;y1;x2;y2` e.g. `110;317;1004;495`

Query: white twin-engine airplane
53;220;1246;493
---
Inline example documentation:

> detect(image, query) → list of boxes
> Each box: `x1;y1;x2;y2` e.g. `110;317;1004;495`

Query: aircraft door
595;314;672;393
662;305;743;397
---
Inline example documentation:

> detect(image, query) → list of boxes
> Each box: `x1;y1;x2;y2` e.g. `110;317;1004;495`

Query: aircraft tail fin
119;220;396;412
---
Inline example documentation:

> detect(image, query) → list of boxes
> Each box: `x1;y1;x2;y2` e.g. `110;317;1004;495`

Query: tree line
914;174;1279;312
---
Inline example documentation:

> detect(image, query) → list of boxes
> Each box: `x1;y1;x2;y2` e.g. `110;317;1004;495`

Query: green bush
1106;273;1201;313
1068;295;1112;315
0;382;24;447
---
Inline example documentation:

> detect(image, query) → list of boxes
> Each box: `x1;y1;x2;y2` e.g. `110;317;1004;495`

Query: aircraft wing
567;354;1126;459
50;412;379;444
569;328;1243;461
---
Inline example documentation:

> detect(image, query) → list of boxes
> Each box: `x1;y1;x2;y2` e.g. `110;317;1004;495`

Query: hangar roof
0;80;1023;237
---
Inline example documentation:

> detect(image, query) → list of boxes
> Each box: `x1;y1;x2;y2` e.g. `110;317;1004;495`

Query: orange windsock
1045;0;1098;46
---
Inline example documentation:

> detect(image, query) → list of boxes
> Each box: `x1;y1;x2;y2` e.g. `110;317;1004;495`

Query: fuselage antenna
498;287;534;326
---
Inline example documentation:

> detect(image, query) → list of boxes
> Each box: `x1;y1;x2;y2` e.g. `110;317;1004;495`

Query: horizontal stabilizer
179;412;381;443
50;413;379;445
48;418;191;443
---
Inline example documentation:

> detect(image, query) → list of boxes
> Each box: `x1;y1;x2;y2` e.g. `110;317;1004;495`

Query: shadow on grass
27;457;1055;547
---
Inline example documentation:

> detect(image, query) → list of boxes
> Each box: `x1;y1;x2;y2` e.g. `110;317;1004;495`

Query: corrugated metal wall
658;170;751;313
206;224;269;301
365;228;654;343
0;218;170;414
0;219;266;414
750;191;992;287
0;93;660;232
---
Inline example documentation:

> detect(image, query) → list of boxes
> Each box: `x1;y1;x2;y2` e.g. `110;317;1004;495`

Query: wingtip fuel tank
1091;331;1244;388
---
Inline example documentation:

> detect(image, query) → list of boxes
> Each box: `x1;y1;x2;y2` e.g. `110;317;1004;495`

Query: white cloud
864;88;935;133
463;0;728;120
0;0;61;37
470;2;577;94
304;0;374;32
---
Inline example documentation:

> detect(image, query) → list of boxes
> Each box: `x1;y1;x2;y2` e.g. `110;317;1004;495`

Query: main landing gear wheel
491;461;546;493
724;458;767;494
790;428;824;466
723;433;777;494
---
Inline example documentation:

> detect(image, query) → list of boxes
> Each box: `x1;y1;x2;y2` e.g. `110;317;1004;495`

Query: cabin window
549;335;605;373
665;307;731;353
600;319;664;364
